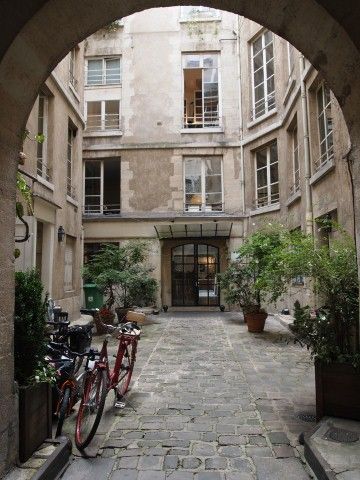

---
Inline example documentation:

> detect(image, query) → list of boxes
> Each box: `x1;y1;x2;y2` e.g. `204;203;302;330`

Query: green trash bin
83;284;103;309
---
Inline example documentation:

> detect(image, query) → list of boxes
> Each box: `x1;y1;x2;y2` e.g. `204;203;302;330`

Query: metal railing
183;113;220;129
314;146;334;173
86;69;121;86
289;181;300;197
251;92;276;121
254;191;279;209
69;72;78;91
184;202;224;213
85;114;120;132
37;159;51;182
83;204;121;215
67;183;77;200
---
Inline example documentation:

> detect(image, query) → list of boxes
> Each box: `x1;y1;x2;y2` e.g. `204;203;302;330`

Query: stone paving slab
60;313;315;479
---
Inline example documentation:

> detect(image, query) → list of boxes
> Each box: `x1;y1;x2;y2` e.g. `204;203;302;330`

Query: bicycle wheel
116;340;136;399
55;386;71;437
75;368;108;450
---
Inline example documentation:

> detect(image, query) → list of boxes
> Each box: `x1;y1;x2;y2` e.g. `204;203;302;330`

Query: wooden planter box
19;382;52;463
315;360;360;421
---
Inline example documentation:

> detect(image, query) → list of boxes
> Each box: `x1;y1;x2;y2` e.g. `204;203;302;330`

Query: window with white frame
316;82;334;171
251;30;275;120
183;53;220;128
292;124;300;194
67;124;76;198
86;100;120;131
184;156;223;212
69;48;78;90
86;57;121;86
255;142;279;208
180;6;219;19
37;93;50;181
84;158;121;214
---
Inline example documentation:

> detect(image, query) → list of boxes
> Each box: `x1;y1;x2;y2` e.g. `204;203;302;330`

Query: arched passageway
2;0;360;472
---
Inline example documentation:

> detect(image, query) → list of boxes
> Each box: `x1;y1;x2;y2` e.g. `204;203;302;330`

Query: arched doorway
2;0;360;473
172;243;220;306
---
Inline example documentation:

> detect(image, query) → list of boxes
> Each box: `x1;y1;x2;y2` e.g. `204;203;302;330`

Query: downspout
237;16;247;238
299;54;313;234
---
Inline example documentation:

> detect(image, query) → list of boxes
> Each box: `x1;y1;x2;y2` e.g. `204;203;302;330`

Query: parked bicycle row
45;307;142;450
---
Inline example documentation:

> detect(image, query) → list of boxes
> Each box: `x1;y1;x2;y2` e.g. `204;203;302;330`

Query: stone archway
2;0;360;472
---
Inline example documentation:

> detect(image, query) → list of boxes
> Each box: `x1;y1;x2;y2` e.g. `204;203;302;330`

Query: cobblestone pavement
61;312;316;479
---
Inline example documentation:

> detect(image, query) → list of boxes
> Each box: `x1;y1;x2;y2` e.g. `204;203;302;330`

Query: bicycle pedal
114;400;126;409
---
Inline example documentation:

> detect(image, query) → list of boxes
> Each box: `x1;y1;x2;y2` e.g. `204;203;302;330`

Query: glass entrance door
171;243;219;306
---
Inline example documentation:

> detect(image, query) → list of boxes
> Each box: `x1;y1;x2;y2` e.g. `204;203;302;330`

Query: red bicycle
75;319;141;450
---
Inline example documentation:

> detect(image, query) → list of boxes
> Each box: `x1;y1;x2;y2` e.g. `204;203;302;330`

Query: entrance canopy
154;221;232;239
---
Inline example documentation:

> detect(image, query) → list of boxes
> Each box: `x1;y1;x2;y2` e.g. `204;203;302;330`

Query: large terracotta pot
246;312;268;333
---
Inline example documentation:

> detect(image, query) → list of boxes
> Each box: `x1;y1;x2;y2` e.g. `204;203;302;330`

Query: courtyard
61;312;315;479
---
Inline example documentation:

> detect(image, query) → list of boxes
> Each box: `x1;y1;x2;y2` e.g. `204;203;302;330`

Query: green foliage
16;172;33;214
14;270;48;385
82;241;158;309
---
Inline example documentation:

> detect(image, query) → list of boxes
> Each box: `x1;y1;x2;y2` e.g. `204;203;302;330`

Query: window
183;53;220;128
86;100;120;131
37;94;50;181
251;31;275;120
86;57;121;86
67;125;75;198
184;156;223;212
287;42;295;80
291;124;300;194
69;48;78;90
84;158;121;214
316;83;334;171
255;142;279;208
64;236;75;292
181;6;219;19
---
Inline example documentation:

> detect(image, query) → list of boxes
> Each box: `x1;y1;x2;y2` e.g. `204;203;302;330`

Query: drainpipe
299;54;313;235
237;16;245;217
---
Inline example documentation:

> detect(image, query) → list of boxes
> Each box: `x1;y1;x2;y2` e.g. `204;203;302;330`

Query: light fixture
57;226;65;242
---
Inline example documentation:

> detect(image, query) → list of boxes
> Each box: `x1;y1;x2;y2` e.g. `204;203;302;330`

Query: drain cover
325;427;359;443
297;412;316;423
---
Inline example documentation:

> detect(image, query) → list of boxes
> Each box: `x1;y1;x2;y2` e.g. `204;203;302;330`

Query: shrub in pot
14;270;53;462
259;224;360;420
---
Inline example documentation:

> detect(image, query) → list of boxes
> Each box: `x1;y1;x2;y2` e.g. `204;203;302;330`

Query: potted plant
82;241;158;326
259;224;360;421
14;269;53;462
220;228;282;333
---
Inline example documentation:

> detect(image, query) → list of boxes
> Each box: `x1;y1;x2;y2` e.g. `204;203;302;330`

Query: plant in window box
259;223;360;421
14;269;52;462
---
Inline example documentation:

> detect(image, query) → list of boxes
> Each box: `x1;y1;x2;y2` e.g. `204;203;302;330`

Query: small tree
14;270;47;385
82;241;158;309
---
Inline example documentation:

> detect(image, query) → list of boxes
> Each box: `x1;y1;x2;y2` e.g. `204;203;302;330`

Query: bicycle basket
67;325;92;353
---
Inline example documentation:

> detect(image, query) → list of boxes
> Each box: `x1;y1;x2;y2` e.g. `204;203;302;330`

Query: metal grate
324;427;359;444
297;412;316;423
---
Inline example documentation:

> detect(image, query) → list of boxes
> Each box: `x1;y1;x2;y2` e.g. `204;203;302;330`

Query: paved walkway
61;312;316;479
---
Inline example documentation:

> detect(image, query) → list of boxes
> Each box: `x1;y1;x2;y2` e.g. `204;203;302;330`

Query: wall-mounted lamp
57;226;65;242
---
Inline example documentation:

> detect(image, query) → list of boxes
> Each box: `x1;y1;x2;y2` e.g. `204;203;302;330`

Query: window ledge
84;130;123;137
66;195;78;207
286;189;301;207
309;159;335;186
181;127;224;134
179;17;221;23
247;109;278;129
69;82;80;102
283;77;296;105
249;203;280;216
36;175;54;191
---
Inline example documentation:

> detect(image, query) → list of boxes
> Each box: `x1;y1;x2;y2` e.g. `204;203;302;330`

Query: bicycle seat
119;322;141;336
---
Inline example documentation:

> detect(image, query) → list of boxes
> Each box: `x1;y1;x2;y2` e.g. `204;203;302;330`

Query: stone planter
18;382;52;462
315;360;360;421
245;312;268;333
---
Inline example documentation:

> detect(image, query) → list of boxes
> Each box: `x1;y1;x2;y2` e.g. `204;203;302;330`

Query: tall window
37;94;49;181
292;125;300;194
69;48;78;90
86;100;120;131
86;57;121;86
255;142;279;208
84;158;121;214
287;42;295;81
181;6;219;19
251;31;275;120
184;156;223;212
183;53;220;128
316;83;334;170
64;236;75;292
67;125;75;197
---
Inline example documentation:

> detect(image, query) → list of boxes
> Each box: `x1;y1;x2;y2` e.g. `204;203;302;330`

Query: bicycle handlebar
48;341;98;359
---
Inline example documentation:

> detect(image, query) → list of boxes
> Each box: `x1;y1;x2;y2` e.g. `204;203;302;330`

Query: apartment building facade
15;45;85;318
82;7;353;311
